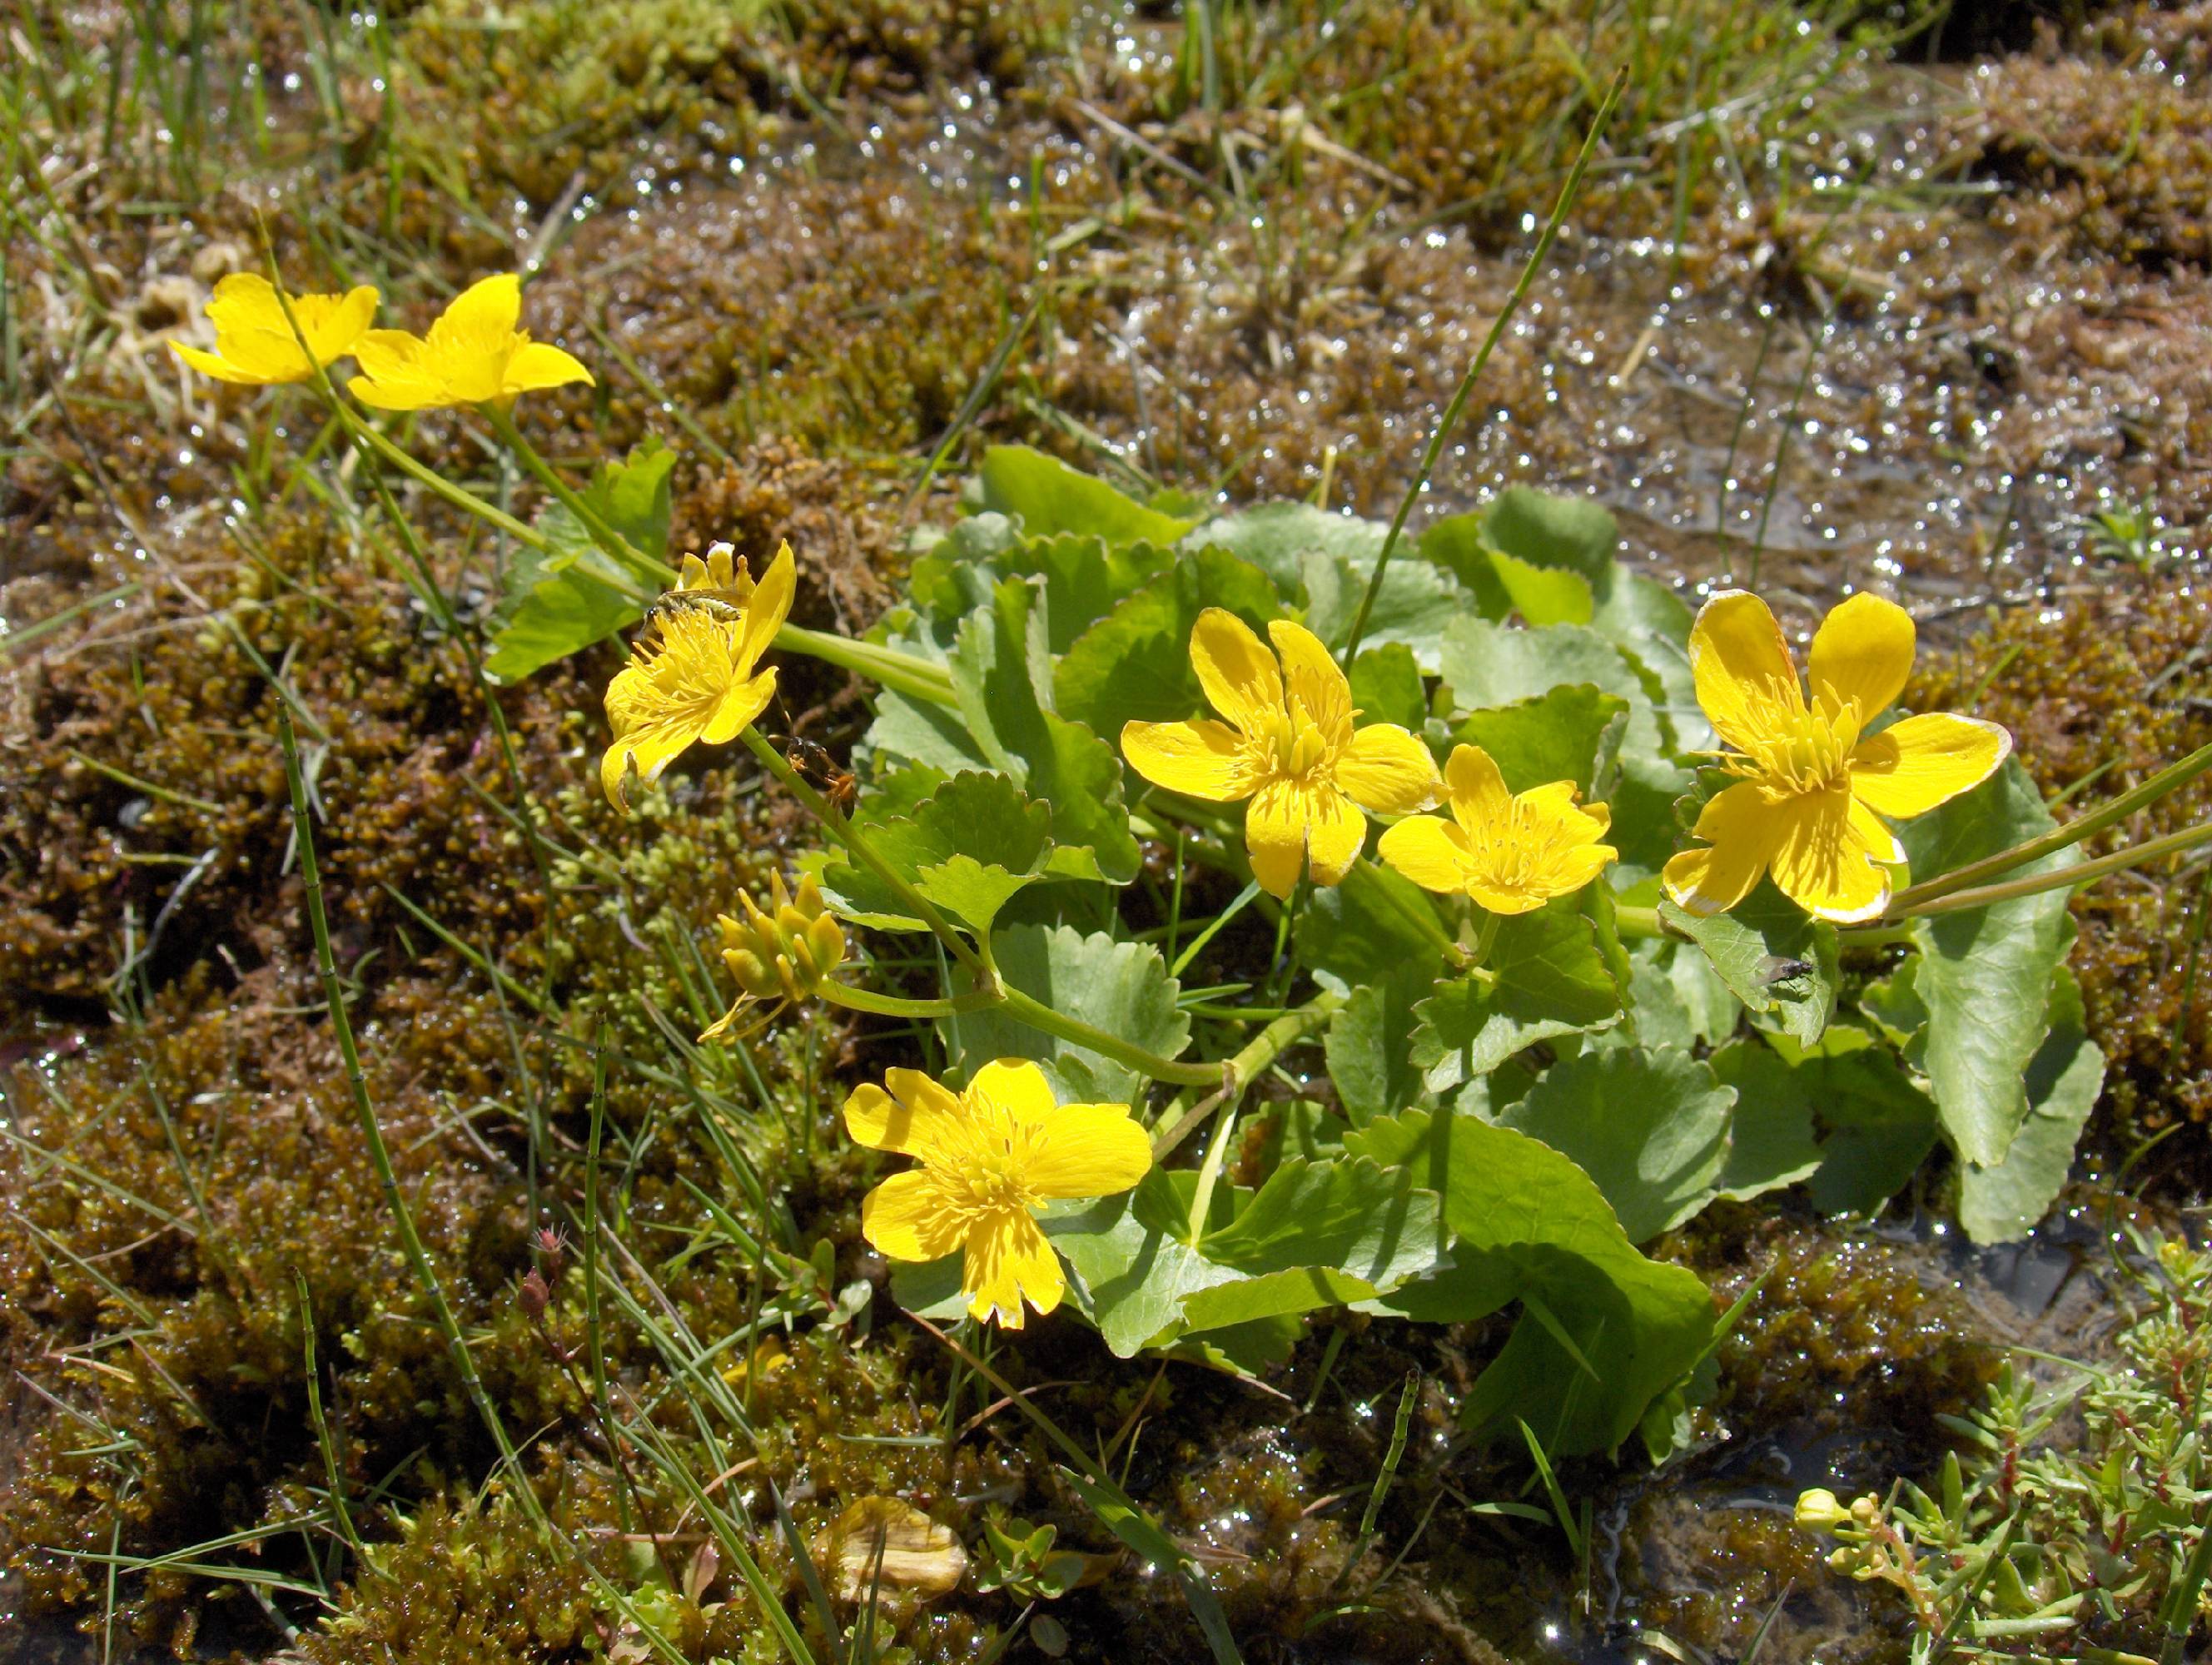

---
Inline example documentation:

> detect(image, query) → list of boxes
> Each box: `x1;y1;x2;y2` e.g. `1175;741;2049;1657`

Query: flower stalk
1891;820;2212;922
481;402;672;589
1176;990;1347;1240
1887;738;2212;913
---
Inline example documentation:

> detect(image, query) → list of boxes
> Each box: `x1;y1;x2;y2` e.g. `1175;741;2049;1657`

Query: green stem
820;983;998;1021
1895;821;2212;921
1178;991;1347;1240
2160;1494;2212;1665
480;402;671;587
775;622;957;708
1339;70;1626;666
1613;903;1660;940
739;727;991;984
340;407;549;551
997;985;1222;1090
1468;909;1502;968
1889;738;2212;912
1156;989;1345;1164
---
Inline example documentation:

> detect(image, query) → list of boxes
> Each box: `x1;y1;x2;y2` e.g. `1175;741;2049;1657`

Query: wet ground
5;2;2211;1661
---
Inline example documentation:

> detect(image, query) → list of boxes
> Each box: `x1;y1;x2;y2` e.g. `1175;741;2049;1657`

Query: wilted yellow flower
169;273;379;385
702;872;847;1041
347;273;591;410
1663;591;2011;924
846;1060;1151;1329
1377;743;1616;915
1121;609;1441;899
600;541;795;811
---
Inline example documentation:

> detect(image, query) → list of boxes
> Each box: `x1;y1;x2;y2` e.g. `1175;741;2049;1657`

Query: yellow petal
741;542;798;671
1335;723;1441;815
700;668;778;746
844;1068;969;1161
1662;779;1788;917
318;285;382;359
962;1209;1063;1328
1767;786;1895;924
1849;713;2011;820
204;272;282;334
1302;784;1367;887
1376;814;1476;895
1267;619;1351;733
503;339;594;396
170;340;272;385
1443;743;1514;832
348;330;445;410
439;272;523;340
967;1058;1058;1124
1245;778;1309;898
1464;876;1553;915
1809;592;1914;721
1190;608;1283;734
599;660;715;809
860;1170;967;1265
1021;1105;1152;1199
1121;718;1258;802
840;1066;973;1158
1689;590;1804;755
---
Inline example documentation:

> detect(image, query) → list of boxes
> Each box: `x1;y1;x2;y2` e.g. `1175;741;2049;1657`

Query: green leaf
1698;1040;1825;1202
1347;1110;1713;1456
1197;1156;1441;1282
1497;1047;1735;1242
1624;939;1742;1052
1054;548;1280;738
1046;1171;1234;1355
1957;968;2103;1245
1347;643;1428;732
484;441;677;679
817;771;1051;935
1295;862;1448;989
1481;486;1618;589
1410;907;1622;1091
1660;883;1838;1048
1197;501;1385;594
952;578;1141;883
1325;966;1434;1125
483;542;644;683
1589;573;1699;746
977;445;1199;549
1453;683;1628;796
952;924;1191;1105
1901;758;2082;1167
1001;532;1176;654
587;436;679;559
1710;1035;1939;1215
1484;551;1593;627
905;513;1022;627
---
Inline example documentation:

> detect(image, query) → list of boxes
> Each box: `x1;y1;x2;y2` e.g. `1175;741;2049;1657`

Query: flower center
1739;703;1860;795
1260;703;1338;783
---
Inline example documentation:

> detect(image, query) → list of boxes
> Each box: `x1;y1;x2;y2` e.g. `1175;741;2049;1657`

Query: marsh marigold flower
846;1059;1151;1329
1121;609;1441;898
170;272;378;385
1663;590;2011;924
347;273;591;410
600;541;795;811
702;872;847;1041
1378;743;1616;914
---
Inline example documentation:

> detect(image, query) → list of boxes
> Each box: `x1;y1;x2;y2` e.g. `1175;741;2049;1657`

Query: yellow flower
702;872;847;1041
347;273;592;410
1662;591;2011;924
845;1059;1151;1329
1121;609;1441;898
600;541;795;811
169;273;379;385
1377;744;1616;915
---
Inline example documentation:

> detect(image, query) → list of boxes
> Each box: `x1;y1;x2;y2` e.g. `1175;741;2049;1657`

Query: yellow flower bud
1794;1489;1851;1531
701;872;847;1041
